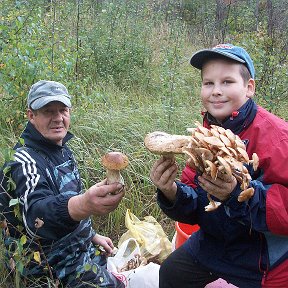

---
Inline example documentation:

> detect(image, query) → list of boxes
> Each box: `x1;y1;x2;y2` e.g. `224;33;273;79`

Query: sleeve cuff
56;193;80;226
223;183;247;216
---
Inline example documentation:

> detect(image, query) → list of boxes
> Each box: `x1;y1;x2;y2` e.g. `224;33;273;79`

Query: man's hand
68;179;125;221
92;233;114;255
150;156;178;203
198;173;237;201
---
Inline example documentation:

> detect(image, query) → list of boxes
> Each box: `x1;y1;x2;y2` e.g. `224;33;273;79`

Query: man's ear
246;78;255;98
27;109;35;123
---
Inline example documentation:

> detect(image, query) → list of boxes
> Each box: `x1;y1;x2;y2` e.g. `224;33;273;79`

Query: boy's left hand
198;173;237;201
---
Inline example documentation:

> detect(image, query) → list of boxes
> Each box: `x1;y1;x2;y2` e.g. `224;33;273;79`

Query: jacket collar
203;99;258;134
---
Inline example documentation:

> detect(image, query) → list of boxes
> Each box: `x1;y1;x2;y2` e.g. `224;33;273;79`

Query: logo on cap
213;44;233;49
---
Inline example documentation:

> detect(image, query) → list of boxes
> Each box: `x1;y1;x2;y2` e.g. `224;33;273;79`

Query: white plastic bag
107;238;160;288
108;238;141;272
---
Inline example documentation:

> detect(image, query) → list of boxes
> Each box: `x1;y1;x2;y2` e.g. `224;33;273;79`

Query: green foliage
249;31;287;116
81;1;154;90
0;0;77;133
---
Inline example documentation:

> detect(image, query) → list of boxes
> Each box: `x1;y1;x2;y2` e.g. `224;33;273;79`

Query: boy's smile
201;58;255;122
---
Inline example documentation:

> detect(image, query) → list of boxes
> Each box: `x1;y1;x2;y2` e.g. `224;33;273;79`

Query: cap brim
30;95;72;110
190;49;245;69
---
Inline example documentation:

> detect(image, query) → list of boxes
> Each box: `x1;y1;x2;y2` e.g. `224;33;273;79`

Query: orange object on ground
175;222;200;248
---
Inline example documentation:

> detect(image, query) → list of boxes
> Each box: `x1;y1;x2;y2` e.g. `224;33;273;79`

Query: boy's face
201;58;255;122
27;101;71;146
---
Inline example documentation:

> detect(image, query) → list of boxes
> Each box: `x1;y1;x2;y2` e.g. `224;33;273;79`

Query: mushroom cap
205;160;217;179
216;156;232;176
203;136;225;147
144;131;191;154
195;121;211;136
224;129;236;142
236;147;249;163
251;153;259;171
210;125;221;138
195;147;214;161
219;134;232;147
101;152;129;170
238;187;254;202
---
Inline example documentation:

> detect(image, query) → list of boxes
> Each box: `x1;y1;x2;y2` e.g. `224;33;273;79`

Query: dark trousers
159;245;218;288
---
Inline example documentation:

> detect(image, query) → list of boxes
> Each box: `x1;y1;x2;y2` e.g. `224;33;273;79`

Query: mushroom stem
106;169;124;185
163;153;176;160
205;194;221;212
101;151;129;185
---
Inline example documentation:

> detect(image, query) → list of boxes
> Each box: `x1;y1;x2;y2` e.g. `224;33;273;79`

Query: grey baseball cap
27;80;72;110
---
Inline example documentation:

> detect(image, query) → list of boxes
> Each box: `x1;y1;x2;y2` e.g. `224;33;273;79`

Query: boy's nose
212;85;222;96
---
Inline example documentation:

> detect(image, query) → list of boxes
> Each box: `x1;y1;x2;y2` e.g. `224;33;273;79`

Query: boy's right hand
150;156;178;203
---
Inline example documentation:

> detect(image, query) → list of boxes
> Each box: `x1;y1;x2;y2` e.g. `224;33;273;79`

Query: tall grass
69;84;202;239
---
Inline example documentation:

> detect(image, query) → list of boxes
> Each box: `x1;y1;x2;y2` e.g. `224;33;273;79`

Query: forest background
0;0;287;286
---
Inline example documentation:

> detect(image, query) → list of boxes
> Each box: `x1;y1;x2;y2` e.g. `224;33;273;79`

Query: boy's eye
203;81;213;86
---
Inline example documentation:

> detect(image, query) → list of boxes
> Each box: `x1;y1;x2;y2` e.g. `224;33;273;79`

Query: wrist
68;194;90;221
161;182;177;203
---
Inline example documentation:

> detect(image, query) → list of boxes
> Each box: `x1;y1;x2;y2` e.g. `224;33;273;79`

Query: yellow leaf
20;235;27;245
34;251;41;264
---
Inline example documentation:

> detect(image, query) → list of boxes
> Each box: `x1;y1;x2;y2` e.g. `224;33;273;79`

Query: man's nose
52;111;63;121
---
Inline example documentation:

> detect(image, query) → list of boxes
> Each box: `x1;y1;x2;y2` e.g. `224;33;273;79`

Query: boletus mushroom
101;152;129;185
144;131;191;158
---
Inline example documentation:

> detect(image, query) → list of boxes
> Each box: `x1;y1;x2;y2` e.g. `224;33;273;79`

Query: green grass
68;85;203;237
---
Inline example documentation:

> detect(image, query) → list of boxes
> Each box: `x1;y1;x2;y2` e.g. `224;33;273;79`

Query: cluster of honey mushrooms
144;122;259;212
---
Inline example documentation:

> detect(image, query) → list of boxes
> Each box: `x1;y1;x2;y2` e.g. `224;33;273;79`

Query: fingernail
117;183;123;190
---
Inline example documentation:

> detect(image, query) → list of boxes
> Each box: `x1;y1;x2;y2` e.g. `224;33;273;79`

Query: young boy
150;44;288;288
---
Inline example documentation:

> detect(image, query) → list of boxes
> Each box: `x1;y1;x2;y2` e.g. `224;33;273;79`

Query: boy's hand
150;156;178;203
198;173;237;201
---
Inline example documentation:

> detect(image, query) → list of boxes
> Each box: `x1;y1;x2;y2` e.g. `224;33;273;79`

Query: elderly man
0;80;125;287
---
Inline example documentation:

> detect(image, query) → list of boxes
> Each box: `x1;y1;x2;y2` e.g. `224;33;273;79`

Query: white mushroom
144;131;191;157
101;152;129;185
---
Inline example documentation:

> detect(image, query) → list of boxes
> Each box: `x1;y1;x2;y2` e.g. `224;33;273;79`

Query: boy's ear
246;78;255;98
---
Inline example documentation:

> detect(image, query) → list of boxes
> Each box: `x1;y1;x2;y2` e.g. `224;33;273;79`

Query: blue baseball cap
27;80;72;110
190;44;255;79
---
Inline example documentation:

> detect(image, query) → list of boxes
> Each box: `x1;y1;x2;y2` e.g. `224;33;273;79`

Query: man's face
200;58;255;122
27;101;71;145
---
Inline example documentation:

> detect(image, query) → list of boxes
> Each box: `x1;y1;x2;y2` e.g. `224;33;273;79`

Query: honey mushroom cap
101;152;129;171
